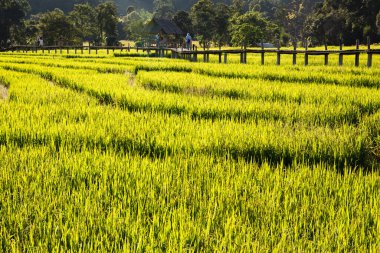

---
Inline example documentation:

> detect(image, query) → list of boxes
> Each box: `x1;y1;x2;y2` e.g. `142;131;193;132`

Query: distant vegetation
1;0;380;48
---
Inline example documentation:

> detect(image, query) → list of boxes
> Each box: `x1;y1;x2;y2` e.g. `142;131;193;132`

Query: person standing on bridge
155;33;161;48
185;33;192;50
39;37;44;47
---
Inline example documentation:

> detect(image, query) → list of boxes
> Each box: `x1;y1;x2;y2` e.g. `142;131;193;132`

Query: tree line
1;0;380;48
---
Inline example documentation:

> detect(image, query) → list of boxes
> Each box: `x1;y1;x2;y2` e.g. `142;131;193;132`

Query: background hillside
28;0;232;14
28;0;319;14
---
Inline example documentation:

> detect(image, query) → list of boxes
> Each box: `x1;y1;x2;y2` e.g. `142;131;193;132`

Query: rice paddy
0;50;380;252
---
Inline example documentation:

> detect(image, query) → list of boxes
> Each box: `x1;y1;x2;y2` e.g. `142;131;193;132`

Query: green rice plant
0;51;380;252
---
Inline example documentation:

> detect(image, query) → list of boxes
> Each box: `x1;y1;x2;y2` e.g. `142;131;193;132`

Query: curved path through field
0;84;8;100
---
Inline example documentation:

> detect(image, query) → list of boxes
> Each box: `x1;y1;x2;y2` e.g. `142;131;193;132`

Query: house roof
146;18;184;35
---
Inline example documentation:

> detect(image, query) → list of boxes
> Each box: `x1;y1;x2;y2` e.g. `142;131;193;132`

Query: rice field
0;50;380;252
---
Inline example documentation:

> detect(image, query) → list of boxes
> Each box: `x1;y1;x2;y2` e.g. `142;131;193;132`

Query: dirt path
126;70;136;87
0;85;8;100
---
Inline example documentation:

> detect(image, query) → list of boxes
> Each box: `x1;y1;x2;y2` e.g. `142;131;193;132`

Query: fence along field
0;51;380;252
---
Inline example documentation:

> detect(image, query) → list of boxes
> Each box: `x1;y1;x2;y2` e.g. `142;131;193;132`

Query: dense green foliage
38;8;77;45
69;4;98;42
3;0;380;47
0;0;30;47
0;50;380;251
23;1;119;46
96;1;119;44
229;11;278;46
305;0;380;44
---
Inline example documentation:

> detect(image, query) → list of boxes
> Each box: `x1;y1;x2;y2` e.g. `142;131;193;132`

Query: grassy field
0;50;380;252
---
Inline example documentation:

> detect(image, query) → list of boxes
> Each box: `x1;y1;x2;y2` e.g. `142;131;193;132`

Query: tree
230;0;247;15
23;14;40;44
126;6;135;15
229;11;279;46
28;0;100;14
190;0;215;47
304;0;380;45
123;9;152;41
153;0;175;19
304;4;349;45
377;11;380;34
38;8;78;45
96;1;118;45
0;0;30;47
173;11;193;35
282;0;306;42
213;3;231;45
250;0;321;43
69;3;98;42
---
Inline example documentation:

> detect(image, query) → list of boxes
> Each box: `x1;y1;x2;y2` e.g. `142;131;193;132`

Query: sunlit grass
0;52;380;251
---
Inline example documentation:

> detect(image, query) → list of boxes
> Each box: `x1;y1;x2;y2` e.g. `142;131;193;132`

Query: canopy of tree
305;0;380;44
0;0;30;47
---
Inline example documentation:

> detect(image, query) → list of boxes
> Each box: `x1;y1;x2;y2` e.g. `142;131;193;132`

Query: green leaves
229;11;279;46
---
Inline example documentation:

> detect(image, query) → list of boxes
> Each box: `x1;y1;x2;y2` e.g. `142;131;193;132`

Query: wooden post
355;39;360;67
293;42;297;65
88;46;91;54
304;41;308;66
193;53;197;62
367;37;372;68
218;53;222;63
338;38;343;66
128;43;130;52
203;53;207;62
276;42;280;65
368;53;373;68
324;54;329;66
367;36;371;50
224;53;227;64
60;47;62;54
96;48;98;55
81;47;84;54
67;48;69;54
339;53;343;66
55;48;57;54
75;47;77;54
261;41;265;65
107;47;109;54
239;45;243;63
245;52;248;64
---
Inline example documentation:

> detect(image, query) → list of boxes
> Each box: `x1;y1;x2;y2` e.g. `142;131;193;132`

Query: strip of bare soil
0;85;8;100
